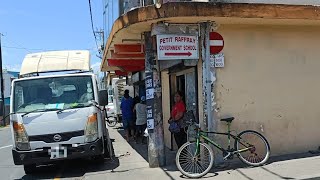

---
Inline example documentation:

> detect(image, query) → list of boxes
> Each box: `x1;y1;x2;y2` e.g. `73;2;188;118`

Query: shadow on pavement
113;126;320;180
268;152;320;164
17;156;120;180
117;128;149;161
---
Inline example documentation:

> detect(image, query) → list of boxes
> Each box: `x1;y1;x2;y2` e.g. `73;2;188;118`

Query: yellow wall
215;25;320;155
161;70;172;149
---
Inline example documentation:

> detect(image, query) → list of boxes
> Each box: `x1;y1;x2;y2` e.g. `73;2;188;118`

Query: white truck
10;50;113;174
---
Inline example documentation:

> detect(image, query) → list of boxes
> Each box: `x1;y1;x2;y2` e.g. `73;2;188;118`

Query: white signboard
147;119;154;129
157;34;199;60
146;88;154;100
210;53;225;68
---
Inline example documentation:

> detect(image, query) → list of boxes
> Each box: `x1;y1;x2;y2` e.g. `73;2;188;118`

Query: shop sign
210;53;225;68
156;34;199;60
145;72;154;130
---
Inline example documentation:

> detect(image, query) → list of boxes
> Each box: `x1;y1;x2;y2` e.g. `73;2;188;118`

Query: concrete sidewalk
85;126;320;180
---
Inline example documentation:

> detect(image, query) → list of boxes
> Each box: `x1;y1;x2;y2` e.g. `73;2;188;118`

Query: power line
88;0;100;53
2;46;46;51
3;45;96;52
2;35;32;53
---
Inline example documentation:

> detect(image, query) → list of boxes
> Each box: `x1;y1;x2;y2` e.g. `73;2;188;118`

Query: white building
1;69;19;105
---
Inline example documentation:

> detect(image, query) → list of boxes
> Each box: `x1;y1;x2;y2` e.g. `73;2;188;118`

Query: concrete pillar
200;22;215;132
200;22;221;163
144;32;166;167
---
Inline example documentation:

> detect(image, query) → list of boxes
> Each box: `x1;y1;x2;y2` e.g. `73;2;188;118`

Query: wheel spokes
237;132;269;164
178;143;212;175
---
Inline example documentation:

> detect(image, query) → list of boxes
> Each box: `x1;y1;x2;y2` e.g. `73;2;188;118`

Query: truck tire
24;164;36;174
104;139;114;158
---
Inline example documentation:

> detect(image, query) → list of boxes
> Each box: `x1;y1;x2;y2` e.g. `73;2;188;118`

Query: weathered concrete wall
215;24;320;156
211;0;320;5
163;0;320;5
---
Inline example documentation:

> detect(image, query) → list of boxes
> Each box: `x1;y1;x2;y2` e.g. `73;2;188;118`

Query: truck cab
10;50;113;174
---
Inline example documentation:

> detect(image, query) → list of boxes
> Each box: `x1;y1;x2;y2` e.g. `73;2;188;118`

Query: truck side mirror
98;90;108;106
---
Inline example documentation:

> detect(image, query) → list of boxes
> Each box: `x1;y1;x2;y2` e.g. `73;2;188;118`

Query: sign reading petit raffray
156;34;199;60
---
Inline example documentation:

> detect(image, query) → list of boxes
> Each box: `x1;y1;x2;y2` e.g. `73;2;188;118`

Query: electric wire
88;0;100;53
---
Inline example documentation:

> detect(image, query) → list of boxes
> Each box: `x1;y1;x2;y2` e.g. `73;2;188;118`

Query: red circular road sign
209;32;224;54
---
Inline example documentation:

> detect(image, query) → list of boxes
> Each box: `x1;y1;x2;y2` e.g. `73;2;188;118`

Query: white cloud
91;62;105;79
91;62;101;72
4;64;21;72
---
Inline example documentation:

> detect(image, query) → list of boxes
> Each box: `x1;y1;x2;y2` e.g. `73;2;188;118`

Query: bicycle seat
220;117;234;123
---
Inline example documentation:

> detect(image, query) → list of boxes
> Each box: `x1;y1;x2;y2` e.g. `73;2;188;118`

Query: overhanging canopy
101;2;320;72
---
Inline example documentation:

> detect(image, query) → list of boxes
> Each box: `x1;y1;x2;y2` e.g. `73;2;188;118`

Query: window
13;76;94;113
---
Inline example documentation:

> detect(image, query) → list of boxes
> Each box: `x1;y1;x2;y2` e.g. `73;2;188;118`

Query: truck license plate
48;146;67;159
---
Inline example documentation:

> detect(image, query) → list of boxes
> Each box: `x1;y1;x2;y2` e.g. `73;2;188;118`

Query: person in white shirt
134;96;147;144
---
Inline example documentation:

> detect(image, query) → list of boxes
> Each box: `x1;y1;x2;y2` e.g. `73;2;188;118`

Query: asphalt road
0;126;24;180
0;126;117;180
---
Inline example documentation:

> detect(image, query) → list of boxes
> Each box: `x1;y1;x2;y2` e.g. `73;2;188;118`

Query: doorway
169;67;198;150
171;68;197;116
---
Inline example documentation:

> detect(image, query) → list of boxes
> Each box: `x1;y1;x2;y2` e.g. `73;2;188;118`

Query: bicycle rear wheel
106;116;117;127
235;130;270;166
176;142;214;178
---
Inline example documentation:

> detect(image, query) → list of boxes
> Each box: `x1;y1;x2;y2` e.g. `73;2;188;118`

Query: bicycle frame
194;123;253;156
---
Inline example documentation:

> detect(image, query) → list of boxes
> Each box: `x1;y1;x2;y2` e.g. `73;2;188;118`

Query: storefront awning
101;2;320;73
104;43;145;75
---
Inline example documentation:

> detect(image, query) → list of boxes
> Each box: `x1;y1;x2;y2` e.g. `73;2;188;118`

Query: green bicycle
176;117;271;178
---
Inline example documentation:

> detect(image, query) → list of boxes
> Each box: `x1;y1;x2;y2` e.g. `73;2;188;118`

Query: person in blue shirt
121;89;134;141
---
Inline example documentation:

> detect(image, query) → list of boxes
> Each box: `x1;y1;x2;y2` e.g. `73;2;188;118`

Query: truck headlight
13;122;30;151
84;113;98;143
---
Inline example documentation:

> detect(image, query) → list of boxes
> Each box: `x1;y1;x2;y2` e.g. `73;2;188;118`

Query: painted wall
163;0;320;5
214;24;320;156
210;0;320;5
161;70;172;149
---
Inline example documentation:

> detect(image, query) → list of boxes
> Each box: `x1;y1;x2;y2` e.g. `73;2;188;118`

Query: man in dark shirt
121;90;134;141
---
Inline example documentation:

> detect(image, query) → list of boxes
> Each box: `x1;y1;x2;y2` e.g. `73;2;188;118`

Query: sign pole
0;34;5;126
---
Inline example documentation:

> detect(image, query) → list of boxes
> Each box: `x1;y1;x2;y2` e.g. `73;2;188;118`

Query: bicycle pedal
223;152;231;160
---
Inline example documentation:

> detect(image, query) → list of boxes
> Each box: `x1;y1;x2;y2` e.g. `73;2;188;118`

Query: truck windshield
13;76;95;113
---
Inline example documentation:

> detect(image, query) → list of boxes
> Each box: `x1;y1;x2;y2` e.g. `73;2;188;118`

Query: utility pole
0;33;5;126
94;29;107;89
144;31;166;167
95;29;104;58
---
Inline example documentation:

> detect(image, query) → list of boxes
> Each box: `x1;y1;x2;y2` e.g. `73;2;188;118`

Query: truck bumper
12;138;104;165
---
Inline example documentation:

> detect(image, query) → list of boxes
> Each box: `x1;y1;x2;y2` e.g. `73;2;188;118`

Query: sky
0;0;104;73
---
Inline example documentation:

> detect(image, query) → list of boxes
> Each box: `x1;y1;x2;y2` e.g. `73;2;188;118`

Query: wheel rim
237;132;269;165
106;118;117;126
177;143;212;177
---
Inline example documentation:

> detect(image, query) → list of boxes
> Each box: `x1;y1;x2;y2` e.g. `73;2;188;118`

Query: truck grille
29;130;84;143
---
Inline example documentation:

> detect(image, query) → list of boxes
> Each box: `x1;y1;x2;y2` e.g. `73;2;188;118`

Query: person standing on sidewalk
169;91;187;148
134;96;147;144
120;89;134;142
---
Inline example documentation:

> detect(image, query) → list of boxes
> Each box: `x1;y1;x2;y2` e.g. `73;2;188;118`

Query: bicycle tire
235;130;270;166
106;117;117;127
176;142;214;178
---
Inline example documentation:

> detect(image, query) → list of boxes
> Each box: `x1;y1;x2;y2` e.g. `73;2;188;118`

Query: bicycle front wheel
235;130;270;166
106;117;117;127
176;142;214;178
